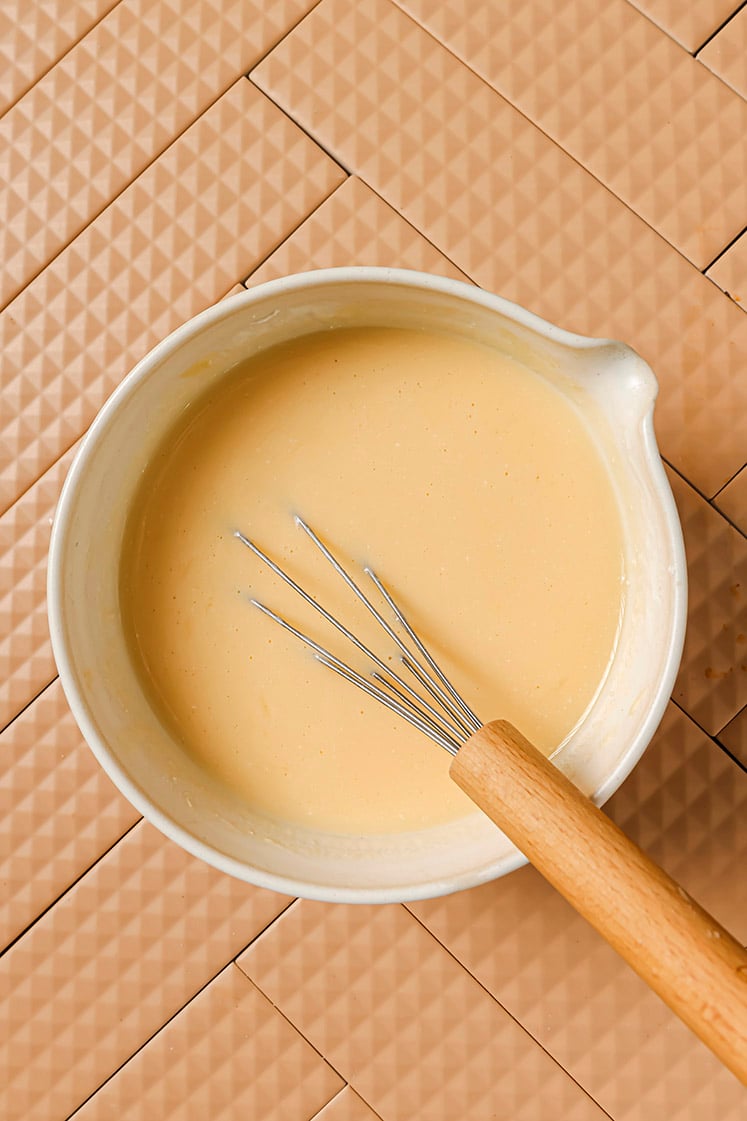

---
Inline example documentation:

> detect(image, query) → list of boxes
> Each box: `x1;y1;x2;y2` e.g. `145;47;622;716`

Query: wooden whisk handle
450;720;747;1084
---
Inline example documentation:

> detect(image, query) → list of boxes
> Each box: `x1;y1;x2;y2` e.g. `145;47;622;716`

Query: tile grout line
0;0;125;125
240;174;352;285
670;697;747;773
245;0;327;76
0;673;59;738
0;815;143;961
305;1083;385;1121
386;0;743;274
247;74;351;175
694;0;747;55
663;454;747;529
0;60;325;320
61;899;296;1121
702;222;747;274
402;906;617;1119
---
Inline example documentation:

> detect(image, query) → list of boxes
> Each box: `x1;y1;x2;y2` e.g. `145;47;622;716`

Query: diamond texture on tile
0;77;344;516
0;820;290;1121
0;0;319;310
0;0;120;117
239;902;608;1121
708;230;747;307
311;1086;381;1121
715;466;747;535
251;0;747;496
0;445;77;730
398;0;747;268
72;965;342;1121
700;6;747;98
667;466;747;734
0;679;139;951
627;0;742;53
247;177;468;286
719;705;747;767
411;704;747;1119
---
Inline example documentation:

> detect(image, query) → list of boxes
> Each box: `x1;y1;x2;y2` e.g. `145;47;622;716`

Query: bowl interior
49;270;685;902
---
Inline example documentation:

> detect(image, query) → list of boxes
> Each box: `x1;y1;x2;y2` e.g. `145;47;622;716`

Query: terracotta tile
0;0;319;310
718;704;747;768
0;0;120;117
667;466;747;734
714;466;747;535
700;6;747;98
72;965;342;1121
252;0;747;496
398;0;747;268
0;77;344;516
708;231;747;308
0;445;77;730
248;177;468;285
0;679;139;951
411;704;747;1120
0;820;290;1121
626;0;742;53
312;1086;381;1121
239;902;608;1121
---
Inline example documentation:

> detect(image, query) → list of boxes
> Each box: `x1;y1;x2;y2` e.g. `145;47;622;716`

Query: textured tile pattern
72;965;342;1121
628;0;741;52
248;176;469;286
239;902;609;1121
708;231;747;307
0;77;344;515
411;705;747;1120
715;466;747;534
0;445;77;730
0;0;120;117
0;679;139;951
311;1087;381;1121
398;0;747;268
0;0;318;310
0;820;290;1121
4;1;747;1117
252;0;747;496
719;705;747;768
667;467;747;734
700;6;747;99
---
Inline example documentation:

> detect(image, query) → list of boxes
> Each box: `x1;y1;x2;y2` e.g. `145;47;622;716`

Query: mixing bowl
47;267;686;902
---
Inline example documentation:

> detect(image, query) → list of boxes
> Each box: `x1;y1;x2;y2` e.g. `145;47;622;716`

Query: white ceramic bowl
48;268;686;903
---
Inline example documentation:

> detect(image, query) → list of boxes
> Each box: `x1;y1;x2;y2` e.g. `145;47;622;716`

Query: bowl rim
47;266;687;903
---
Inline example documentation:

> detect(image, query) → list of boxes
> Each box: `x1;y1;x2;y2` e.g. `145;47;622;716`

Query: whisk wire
237;518;481;755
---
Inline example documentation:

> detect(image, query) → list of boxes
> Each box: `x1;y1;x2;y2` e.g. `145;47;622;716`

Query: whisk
237;516;747;1083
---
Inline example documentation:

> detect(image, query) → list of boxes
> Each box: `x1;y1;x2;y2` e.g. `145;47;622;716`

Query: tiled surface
71;965;343;1120
0;0;318;310
715;466;747;534
699;6;747;98
0;444;77;730
627;0;742;53
3;0;747;1117
708;231;747;306
397;0;747;268
0;679;140;951
0;0;120;117
0;77;343;516
667;467;747;735
252;0;747;497
719;705;747;768
238;903;610;1121
0;821;290;1121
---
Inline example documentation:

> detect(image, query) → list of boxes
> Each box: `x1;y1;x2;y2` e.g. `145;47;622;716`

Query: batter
120;326;624;833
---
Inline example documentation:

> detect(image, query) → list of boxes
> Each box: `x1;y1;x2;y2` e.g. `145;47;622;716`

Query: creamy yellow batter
120;326;624;833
